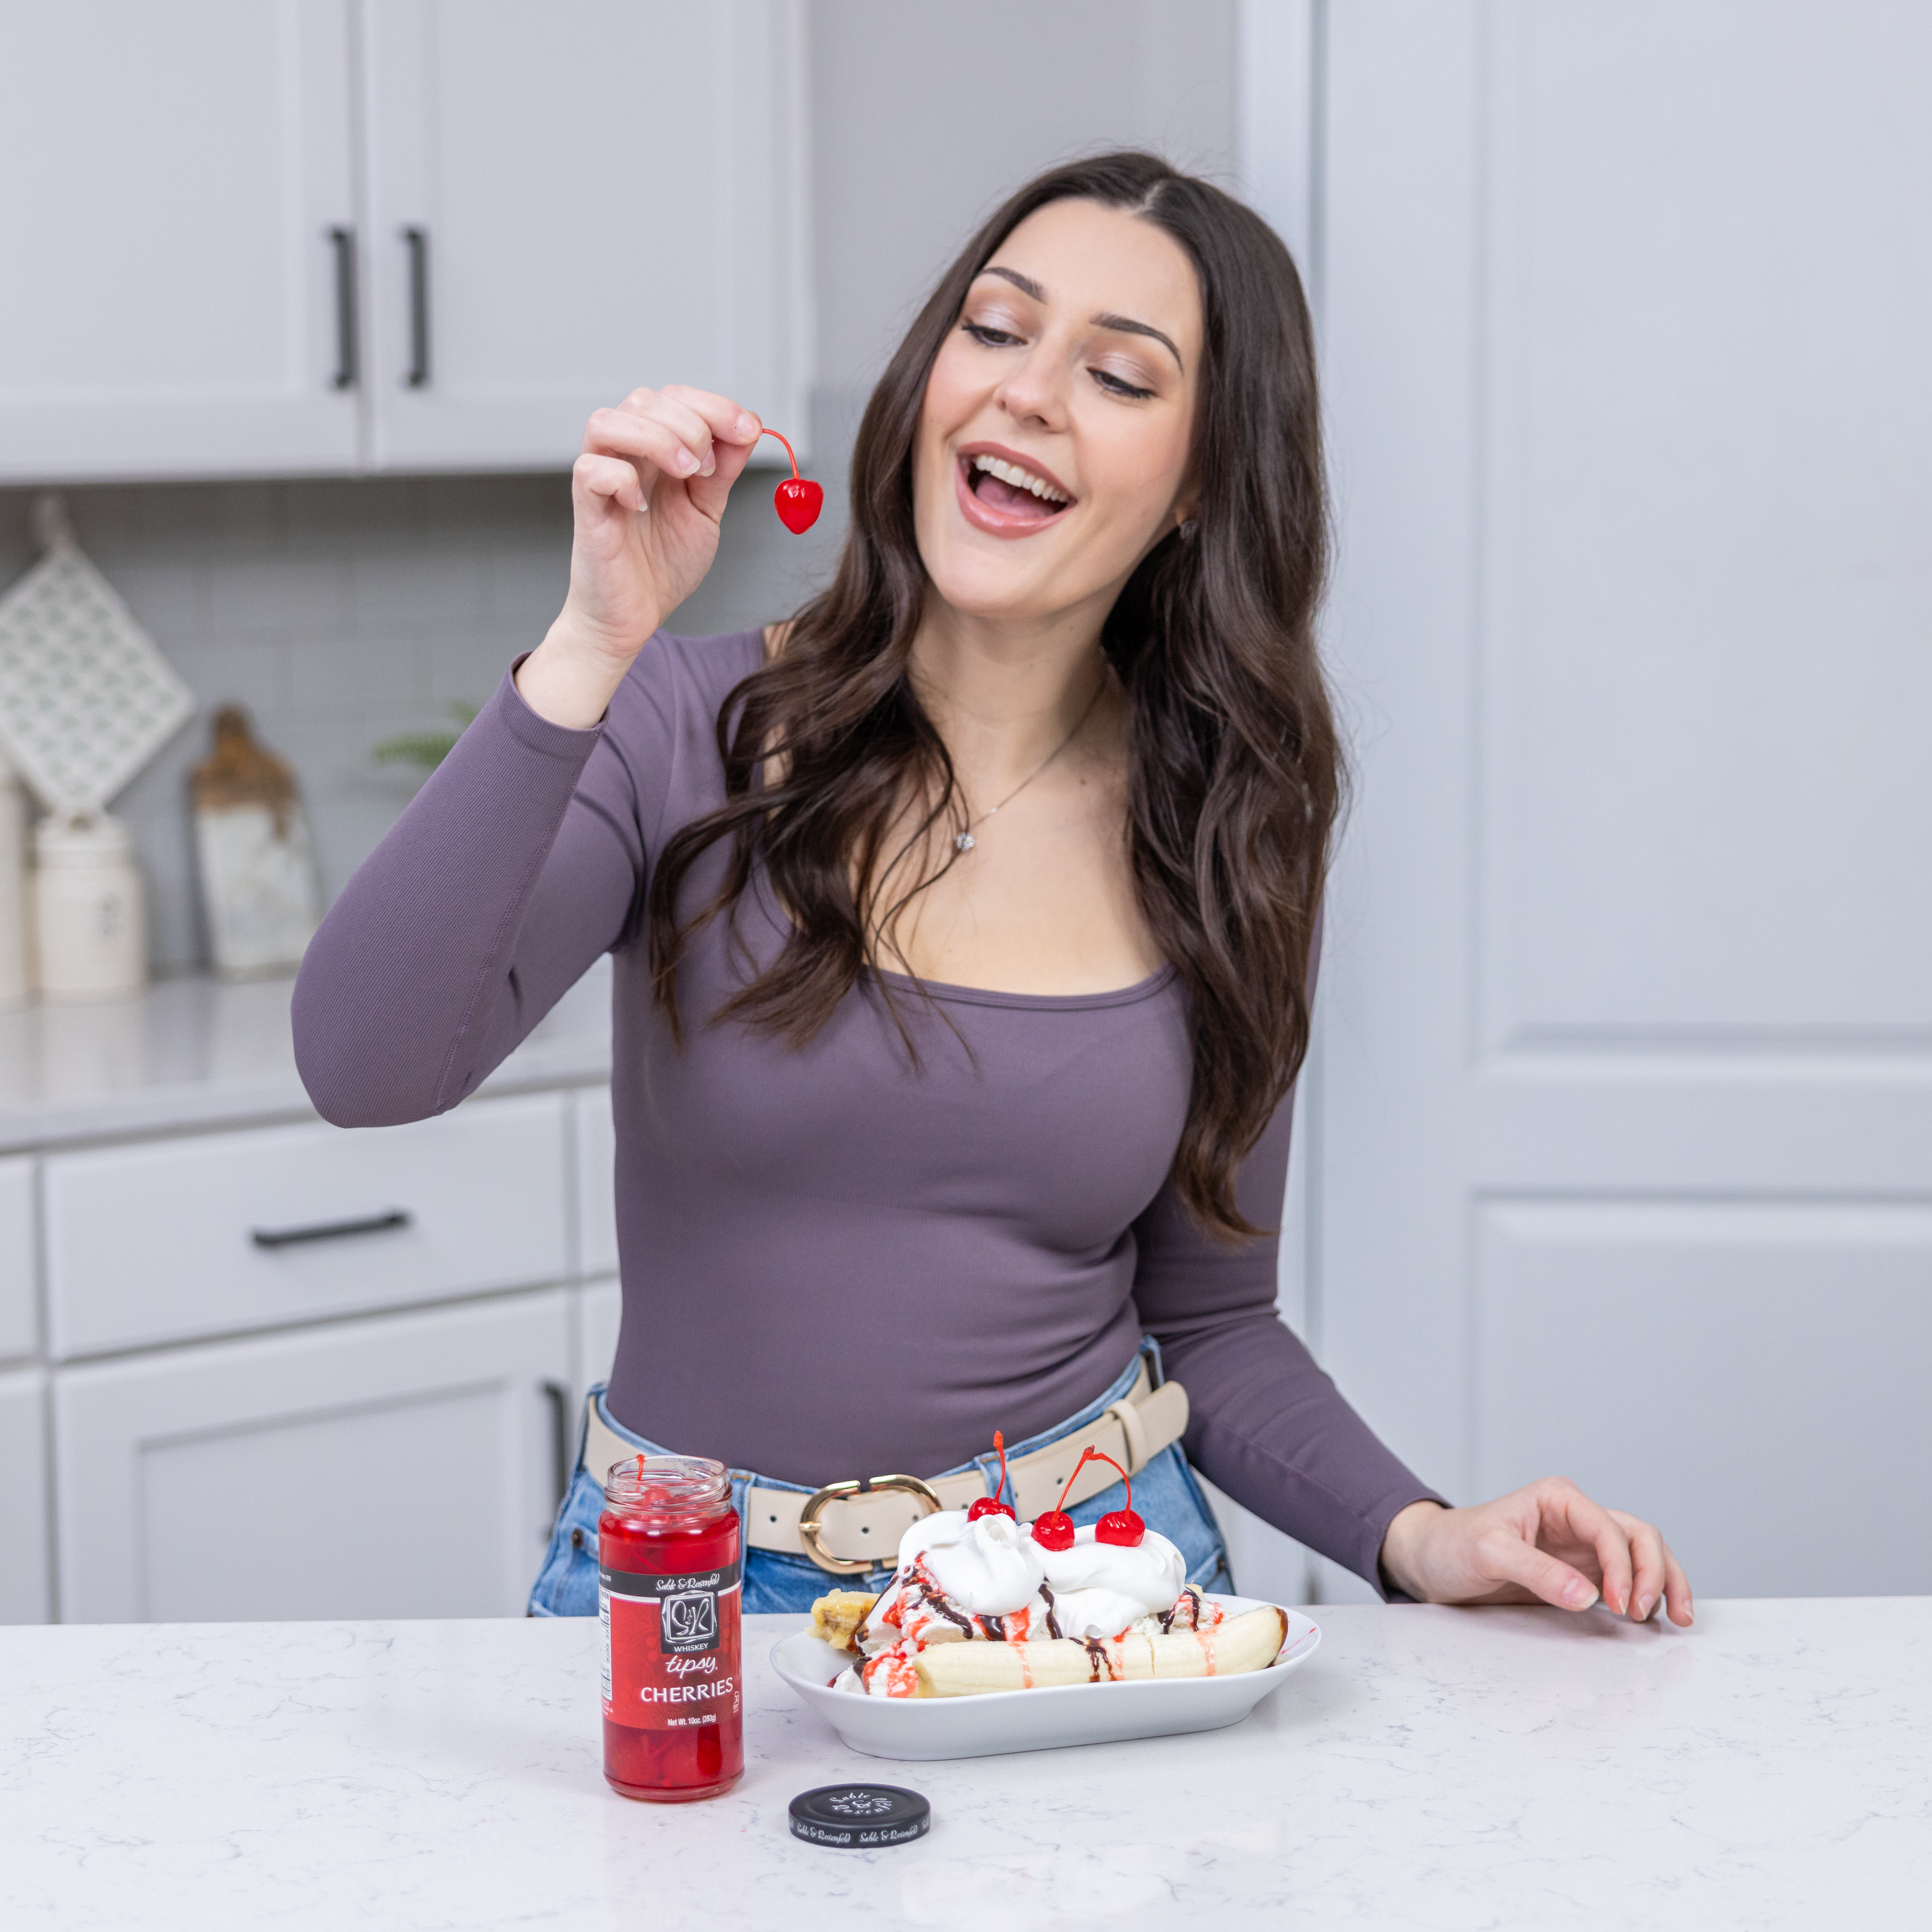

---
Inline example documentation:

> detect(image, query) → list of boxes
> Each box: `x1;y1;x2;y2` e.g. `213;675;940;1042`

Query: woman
295;152;1690;1629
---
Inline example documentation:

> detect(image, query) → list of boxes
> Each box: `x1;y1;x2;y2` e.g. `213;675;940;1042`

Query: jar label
600;1558;742;1729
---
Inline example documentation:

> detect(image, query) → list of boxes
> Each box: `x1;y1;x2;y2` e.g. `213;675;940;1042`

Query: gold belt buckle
796;1473;943;1575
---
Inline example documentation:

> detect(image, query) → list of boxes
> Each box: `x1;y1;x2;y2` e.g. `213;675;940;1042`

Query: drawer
0;1157;34;1360
45;1094;568;1358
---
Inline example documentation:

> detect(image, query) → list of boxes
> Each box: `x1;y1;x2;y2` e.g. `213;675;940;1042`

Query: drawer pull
251;1210;412;1250
325;225;359;390
541;1380;572;1504
401;226;431;387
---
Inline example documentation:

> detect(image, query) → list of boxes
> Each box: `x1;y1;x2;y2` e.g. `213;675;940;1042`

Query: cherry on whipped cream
1030;1444;1147;1550
758;428;823;532
966;1429;1017;1522
1084;1448;1146;1547
1032;1444;1095;1550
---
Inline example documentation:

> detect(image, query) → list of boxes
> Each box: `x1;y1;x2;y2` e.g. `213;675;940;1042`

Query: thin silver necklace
953;662;1109;853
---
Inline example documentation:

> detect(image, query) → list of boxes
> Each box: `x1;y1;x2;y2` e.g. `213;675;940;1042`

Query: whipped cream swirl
1038;1524;1187;1640
892;1508;1047;1618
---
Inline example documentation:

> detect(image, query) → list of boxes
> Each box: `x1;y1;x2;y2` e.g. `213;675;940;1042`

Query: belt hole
767;1513;779;1524
570;1528;584;1550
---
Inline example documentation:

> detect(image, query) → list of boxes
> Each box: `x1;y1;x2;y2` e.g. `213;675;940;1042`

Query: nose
994;341;1068;434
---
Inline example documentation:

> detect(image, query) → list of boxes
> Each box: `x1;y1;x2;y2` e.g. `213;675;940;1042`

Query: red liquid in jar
598;1456;743;1803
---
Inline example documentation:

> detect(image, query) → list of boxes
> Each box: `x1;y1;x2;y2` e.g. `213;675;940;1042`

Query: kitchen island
2;1600;1925;1929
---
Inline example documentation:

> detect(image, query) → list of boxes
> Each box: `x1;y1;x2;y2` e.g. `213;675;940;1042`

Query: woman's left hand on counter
1378;1479;1693;1627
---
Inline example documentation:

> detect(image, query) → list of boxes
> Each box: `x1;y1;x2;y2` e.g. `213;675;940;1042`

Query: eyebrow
982;265;1185;374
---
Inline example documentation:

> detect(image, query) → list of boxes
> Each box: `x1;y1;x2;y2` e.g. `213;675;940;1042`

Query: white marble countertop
0;956;613;1151
2;1600;1925;1930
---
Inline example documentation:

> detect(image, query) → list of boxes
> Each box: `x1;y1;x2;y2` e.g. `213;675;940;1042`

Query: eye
961;320;1023;348
1092;368;1155;401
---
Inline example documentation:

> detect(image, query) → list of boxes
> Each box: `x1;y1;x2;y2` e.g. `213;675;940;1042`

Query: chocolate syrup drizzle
1158;1585;1202;1634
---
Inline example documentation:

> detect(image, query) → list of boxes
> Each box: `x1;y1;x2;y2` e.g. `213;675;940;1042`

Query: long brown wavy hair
649;151;1339;1242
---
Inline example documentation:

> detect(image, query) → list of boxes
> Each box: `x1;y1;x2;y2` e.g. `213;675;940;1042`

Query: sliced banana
909;1605;1288;1699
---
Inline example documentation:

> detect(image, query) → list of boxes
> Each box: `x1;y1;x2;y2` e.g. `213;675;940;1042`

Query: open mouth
959;450;1074;525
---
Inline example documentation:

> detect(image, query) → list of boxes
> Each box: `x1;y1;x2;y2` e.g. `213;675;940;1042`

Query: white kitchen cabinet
0;1;808;484
578;1276;623;1401
0;1369;51;1624
1304;0;1932;1598
0;0;360;482
54;1291;571;1623
43;1093;568;1358
359;0;810;470
0;1158;36;1362
575;1085;618;1279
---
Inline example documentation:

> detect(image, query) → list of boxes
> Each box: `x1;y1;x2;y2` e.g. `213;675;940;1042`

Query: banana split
809;1440;1289;1698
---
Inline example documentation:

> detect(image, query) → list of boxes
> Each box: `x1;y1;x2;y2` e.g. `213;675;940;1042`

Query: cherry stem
992;1430;1010;1512
758;427;801;480
1055;1445;1133;1518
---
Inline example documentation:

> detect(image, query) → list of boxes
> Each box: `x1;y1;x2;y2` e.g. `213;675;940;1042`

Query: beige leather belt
582;1363;1190;1575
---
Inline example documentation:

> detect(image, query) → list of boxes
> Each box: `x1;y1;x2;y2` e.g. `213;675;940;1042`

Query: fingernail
736;412;758;440
1634;1593;1653;1621
1565;1579;1597;1609
699;452;716;477
675;447;698;474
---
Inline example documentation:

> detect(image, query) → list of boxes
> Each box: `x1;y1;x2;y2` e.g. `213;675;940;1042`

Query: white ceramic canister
33;810;146;1001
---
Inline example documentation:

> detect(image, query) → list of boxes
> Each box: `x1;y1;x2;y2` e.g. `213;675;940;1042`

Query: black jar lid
788;1783;930;1848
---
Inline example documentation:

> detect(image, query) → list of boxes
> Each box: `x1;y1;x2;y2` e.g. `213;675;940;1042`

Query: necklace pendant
955;832;975;852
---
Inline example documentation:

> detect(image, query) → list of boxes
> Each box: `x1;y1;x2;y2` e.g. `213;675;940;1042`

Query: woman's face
912;198;1204;629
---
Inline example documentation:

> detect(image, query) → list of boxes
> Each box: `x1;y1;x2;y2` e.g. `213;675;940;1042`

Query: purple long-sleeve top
293;629;1439;1588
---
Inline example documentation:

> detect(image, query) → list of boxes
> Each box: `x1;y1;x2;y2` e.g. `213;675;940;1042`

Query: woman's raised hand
1378;1478;1693;1627
518;386;763;729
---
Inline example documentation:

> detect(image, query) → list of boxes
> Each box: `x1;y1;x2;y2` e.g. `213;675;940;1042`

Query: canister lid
34;810;132;866
788;1783;930;1848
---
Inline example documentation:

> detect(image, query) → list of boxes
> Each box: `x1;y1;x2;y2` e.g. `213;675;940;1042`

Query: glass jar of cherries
598;1454;743;1802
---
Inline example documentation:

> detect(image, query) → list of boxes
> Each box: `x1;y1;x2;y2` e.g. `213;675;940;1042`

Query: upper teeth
971;455;1068;504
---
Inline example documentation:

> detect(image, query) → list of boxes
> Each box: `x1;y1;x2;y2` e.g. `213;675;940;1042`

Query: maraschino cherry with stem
758;428;823;533
967;1430;1016;1522
1030;1446;1146;1551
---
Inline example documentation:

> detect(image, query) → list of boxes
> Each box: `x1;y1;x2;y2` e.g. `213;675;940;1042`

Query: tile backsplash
0;458;845;975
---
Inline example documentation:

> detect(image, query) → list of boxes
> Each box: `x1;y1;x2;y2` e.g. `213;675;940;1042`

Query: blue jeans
528;1339;1233;1616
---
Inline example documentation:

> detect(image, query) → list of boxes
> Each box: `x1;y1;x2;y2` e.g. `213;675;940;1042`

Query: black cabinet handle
541;1381;574;1504
251;1209;411;1250
326;226;358;390
401;226;430;388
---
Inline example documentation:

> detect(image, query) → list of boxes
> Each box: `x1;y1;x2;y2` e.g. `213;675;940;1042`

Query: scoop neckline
867;961;1178;1011
721;629;1175;1013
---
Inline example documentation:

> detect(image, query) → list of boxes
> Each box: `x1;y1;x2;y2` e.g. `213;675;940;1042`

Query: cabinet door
0;1370;51;1624
578;1276;622;1399
54;1293;571;1622
358;0;810;469
575;1086;618;1279
1312;1;1932;1599
0;1158;35;1363
0;0;361;481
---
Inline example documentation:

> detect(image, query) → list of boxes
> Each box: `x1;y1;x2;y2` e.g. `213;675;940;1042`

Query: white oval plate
771;1594;1320;1762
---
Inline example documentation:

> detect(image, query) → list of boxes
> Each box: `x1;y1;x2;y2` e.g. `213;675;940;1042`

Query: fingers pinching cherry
759;428;823;533
967;1430;1016;1522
